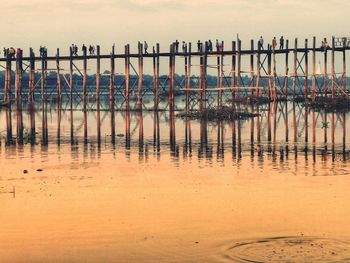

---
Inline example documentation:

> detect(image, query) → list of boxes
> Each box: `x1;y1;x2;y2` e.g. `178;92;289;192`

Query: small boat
0;100;10;107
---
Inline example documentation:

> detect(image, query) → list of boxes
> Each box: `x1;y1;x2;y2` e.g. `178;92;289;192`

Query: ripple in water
223;236;350;262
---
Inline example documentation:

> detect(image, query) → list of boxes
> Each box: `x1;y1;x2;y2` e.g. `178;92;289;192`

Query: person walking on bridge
279;36;284;49
258;36;264;49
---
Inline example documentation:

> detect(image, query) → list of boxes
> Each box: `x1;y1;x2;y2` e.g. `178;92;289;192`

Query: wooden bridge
1;36;349;110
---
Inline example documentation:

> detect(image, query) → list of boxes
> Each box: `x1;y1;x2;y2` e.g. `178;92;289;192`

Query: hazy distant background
1;0;349;53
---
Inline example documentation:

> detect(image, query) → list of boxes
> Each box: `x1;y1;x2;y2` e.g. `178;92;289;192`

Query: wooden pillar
232;41;236;100
169;44;175;110
237;39;241;98
304;39;309;100
250;40;254;96
331;36;335;98
96;45;100;104
293;38;298;97
41;51;46;102
256;43;261;97
272;42;277;101
218;41;223;107
56;48;62;101
138;42;143;109
203;42;208;109
110;45;115;104
15;49;23;100
186;43;191;111
267;47;272;99
83;46;87;106
199;44;204;110
184;43;189;112
125;44;130;107
153;43;160;110
29;48;35;102
69;47;73;101
343;42;347;96
323;38;328;96
5;55;12;101
312;37;316;102
284;40;289;98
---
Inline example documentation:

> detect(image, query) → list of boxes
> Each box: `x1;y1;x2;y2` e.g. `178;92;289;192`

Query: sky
1;0;349;55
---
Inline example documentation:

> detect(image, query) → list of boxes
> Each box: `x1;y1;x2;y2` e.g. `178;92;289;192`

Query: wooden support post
69;47;73;101
343;42;347;96
250;40;254;96
237;39;241;98
267;47;272;99
153;43;160;110
83;46;87;106
199;44;204;110
56;48;62;101
216;43;221;108
293;38;298;97
232;41;236;100
203;42;208;109
219;41;223;106
29;48;35;102
110;44;115;104
256;43;261;97
284;40;289;98
125;44;130;107
272;43;277;101
304;39;309;100
5;55;12;101
41;51;46;102
331;36;335;98
312;37;316;102
169;44;175;110
96;45;100;104
184;43;189;112
186;43;191;111
15;49;23;101
323;38;328;96
138;42;143;109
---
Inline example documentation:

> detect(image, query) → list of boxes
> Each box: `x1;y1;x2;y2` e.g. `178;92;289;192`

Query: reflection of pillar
237;119;242;160
84;110;88;145
57;101;62;146
153;111;160;154
97;104;101;148
343;112;346;150
138;110;144;158
331;112;335;161
273;102;277;151
70;103;74;145
267;103;272;142
29;103;36;145
217;121;224;160
110;107;115;146
125;110;131;150
232;120;236;159
293;102;297;158
250;105;255;157
16;102;23;145
324;112;327;145
256;105;261;143
184;117;192;157
42;103;48;146
6;107;13;145
199;119;208;159
170;110;177;156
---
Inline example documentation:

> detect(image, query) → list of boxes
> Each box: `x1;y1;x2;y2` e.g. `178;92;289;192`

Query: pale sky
1;0;349;55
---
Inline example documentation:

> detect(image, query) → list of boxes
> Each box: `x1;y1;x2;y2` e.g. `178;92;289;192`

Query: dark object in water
227;96;272;105
36;169;43;172
23;170;28;174
177;106;259;121
307;97;350;112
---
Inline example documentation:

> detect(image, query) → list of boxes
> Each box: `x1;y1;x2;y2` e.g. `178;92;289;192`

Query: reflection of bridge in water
1;101;350;163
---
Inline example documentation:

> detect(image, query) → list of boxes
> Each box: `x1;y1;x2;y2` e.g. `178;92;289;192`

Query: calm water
1;102;350;262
